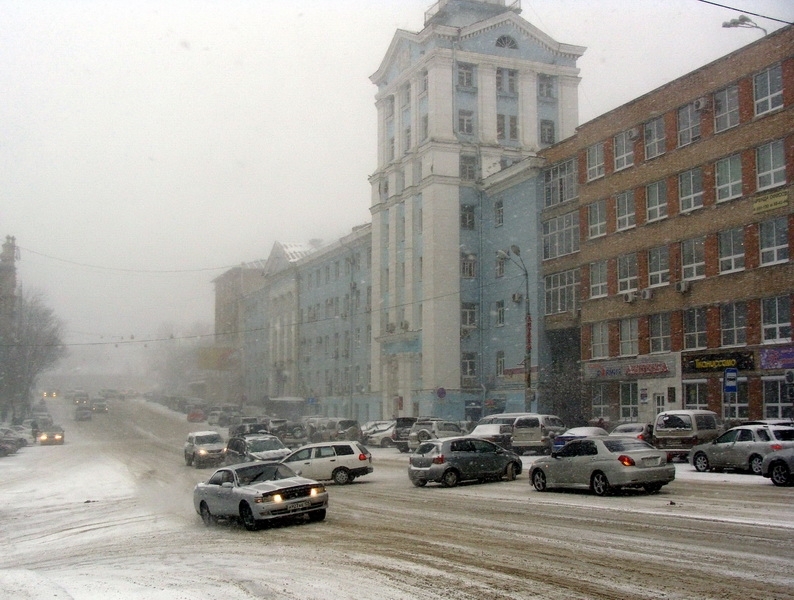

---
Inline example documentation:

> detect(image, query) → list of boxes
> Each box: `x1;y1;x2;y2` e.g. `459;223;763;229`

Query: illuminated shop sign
682;351;754;374
760;346;794;370
584;357;675;381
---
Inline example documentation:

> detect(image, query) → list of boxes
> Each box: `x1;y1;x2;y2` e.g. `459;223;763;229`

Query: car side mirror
551;451;559;458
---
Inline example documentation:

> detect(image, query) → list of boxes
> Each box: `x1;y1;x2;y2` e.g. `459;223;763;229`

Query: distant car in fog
184;431;226;468
91;399;108;413
74;406;93;421
38;425;65;445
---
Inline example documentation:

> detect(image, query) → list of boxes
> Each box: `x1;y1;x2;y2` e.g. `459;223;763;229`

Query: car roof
191;430;222;437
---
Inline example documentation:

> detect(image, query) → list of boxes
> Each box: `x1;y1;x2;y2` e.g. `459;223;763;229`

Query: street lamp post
722;15;767;35
498;245;532;410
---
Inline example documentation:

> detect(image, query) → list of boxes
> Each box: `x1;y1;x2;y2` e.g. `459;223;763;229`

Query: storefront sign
682;351;754;374
584;356;675;381
760;346;794;370
752;189;789;214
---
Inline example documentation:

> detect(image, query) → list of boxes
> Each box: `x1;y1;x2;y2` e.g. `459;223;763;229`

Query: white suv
184;431;226;468
281;441;373;484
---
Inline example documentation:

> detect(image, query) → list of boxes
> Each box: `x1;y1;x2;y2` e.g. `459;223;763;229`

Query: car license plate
289;500;311;511
642;456;660;466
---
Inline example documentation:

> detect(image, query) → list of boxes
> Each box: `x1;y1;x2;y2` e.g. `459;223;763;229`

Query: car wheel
441;469;459;488
591;471;611;496
693;452;710;472
199;502;213;527
239;503;259;531
417;430;431;442
505;462;518;481
332;468;352;485
185;453;193;467
769;461;793;487
308;508;326;522
644;482;663;494
380;438;393;448
412;478;427;487
531;469;547;492
748;454;763;476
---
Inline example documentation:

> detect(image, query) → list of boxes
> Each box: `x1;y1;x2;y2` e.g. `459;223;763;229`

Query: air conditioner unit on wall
694;97;709;111
676;280;691;293
623;292;637;303
640;288;654;300
627;127;640;140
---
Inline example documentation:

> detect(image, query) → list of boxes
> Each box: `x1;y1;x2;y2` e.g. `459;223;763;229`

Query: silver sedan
689;425;794;475
530;437;675;496
193;461;328;531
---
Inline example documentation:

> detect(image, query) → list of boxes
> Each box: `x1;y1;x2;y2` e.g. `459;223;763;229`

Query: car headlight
310;485;325;496
197;449;208;456
39;434;48;441
256;493;284;504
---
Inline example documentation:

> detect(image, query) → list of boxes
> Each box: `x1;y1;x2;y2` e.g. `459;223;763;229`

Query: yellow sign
753;189;789;214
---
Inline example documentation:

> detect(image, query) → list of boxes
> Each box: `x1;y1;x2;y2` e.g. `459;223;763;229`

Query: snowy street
1;398;793;600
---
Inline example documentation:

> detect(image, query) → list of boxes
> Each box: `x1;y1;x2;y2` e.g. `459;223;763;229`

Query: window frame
617;253;639;293
683;307;707;350
646;180;668;222
586;142;605;181
720;301;747;347
762;295;792;343
679;168;704;213
619;318;639;357
647;246;670;287
614;130;635;171
759;216;789;265
644;117;666;159
715;154;743;202
718;227;745;274
756;140;786;191
591;321;609;359
615;190;636;231
588;199;607;238
714;85;739;132
677;103;701;147
754;64;783;116
589;260;607;298
649;313;671;353
681;237;706;280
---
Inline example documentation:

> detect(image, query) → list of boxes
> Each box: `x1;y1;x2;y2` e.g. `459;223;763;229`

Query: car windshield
415;442;439;455
236;463;296;485
247;438;285;452
197;434;222;444
603;439;655;452
613;424;642;433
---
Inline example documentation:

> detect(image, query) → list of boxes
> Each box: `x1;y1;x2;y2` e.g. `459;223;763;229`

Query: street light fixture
722;15;767;35
497;246;532;410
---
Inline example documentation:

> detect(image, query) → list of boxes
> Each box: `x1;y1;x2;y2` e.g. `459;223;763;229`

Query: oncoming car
193;461;328;531
38;425;65;445
530;437;675;496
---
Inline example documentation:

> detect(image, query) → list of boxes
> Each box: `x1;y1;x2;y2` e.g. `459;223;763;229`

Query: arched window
496;35;518;49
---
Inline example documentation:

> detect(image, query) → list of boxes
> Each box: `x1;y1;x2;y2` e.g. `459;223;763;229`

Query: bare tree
0;290;66;421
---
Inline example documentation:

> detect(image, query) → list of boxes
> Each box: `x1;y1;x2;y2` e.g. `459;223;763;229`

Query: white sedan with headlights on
193;461;328;531
530;437;675;496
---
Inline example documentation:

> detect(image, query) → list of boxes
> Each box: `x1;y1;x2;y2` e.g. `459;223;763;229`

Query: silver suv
407;419;464;451
184;431;226;468
476;413;566;455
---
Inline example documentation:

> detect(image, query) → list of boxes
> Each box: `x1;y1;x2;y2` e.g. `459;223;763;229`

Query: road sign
723;368;738;394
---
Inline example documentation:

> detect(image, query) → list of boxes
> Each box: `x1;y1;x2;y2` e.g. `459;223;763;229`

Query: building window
496;351;505;376
461;302;478;327
403;126;411;153
620;382;639;420
494;200;504;227
679;168;704;212
458;109;474;135
586;142;605;181
544;159;576;207
457;63;474;88
616;190;636;231
544;268;580;315
681;237;705;280
757;140;786;190
497;114;518;140
721;301;747;346
542;211;579;260
644;117;666;159
646;180;668;222
620;318;639;356
763;379;792;419
495;254;506;278
648;246;670;287
460;204;475;230
684;381;709;410
649;313;671;353
589;260;607;298
677;103;700;147
614;130;635;171
592;384;609;417
591;322;609;359
617;253;638;293
460;155;477;181
460;254;477;278
719;227;745;273
495;35;518;49
495;300;505;327
754;64;783;116
496;68;517;94
461;352;477;386
760;216;789;265
714;85;739;132
588;199;607;238
684;307;707;349
540;120;555;145
537;74;555;99
762;295;791;343
716;154;742;202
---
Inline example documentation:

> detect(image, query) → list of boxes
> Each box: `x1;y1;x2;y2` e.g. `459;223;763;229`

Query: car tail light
771;443;783;451
432;454;445;465
618;455;635;467
358;453;368;461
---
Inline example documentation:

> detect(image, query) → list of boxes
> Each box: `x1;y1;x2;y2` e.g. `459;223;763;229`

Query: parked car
184;431;226;468
530;437;675;496
408;436;522;488
552;426;609;452
304;418;363;443
365;422;396;448
38;425;65;445
362;420;393;437
468;423;513;449
609;422;653;442
652;409;722;461
689;424;794;474
281;441;373;485
761;448;794;486
193;461;328;531
390;417;418;453
228;422;270;437
224;434;291;465
74;406;93;421
0;427;28;450
476;413;566;455
407;419;464;451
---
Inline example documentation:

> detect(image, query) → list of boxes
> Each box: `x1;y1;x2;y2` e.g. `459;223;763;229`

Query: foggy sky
1;0;790;370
